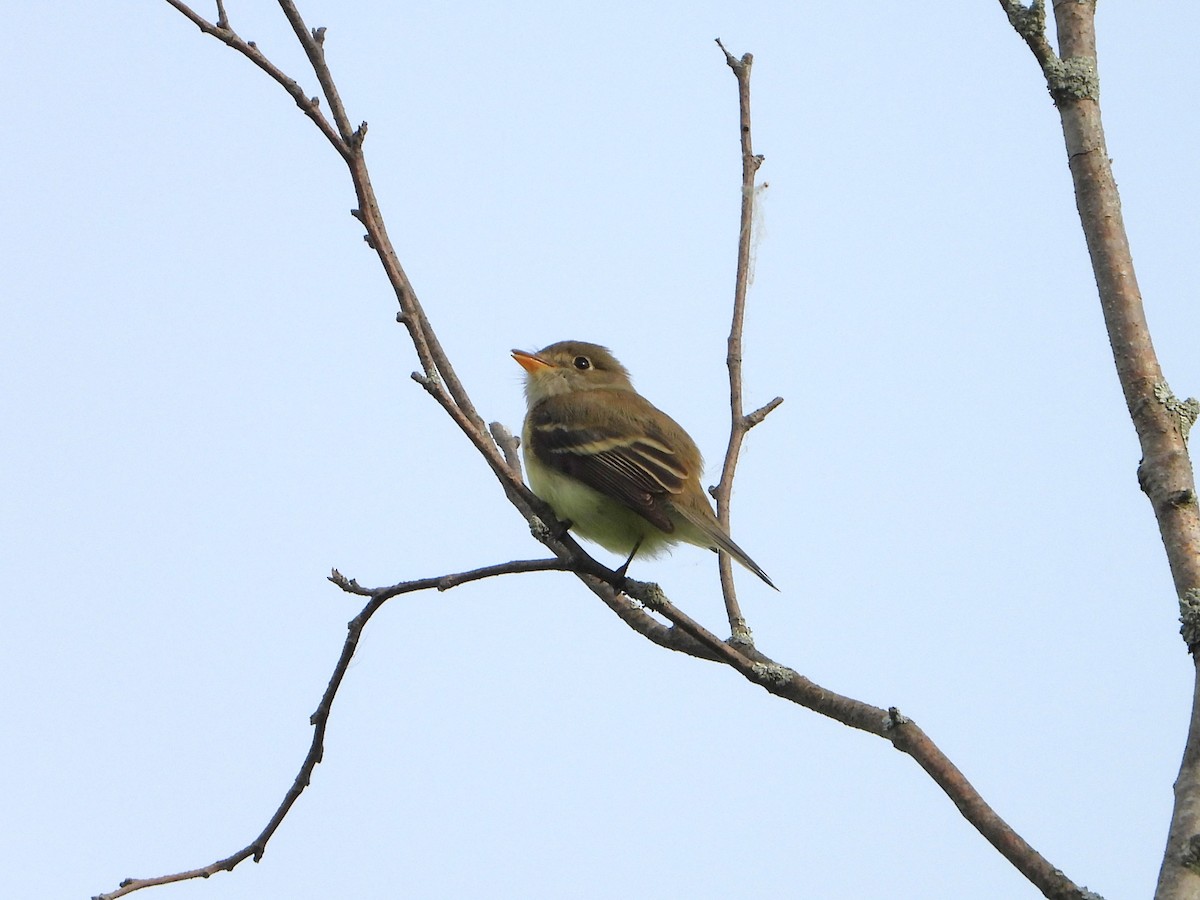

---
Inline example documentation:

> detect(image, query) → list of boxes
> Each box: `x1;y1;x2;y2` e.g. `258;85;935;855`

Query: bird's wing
526;393;691;532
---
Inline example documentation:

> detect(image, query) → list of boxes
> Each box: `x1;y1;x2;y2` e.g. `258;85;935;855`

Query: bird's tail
672;503;777;590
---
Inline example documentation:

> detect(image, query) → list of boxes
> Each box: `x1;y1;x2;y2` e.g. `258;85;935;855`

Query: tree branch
276;1;355;144
162;0;349;157
1000;3;1200;898
487;420;523;477
93;557;572;900
712;39;783;644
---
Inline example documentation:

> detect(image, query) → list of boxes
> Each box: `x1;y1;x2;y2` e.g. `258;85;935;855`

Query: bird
512;340;775;589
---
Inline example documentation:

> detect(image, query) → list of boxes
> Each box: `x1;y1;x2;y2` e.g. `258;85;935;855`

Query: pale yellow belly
523;450;676;559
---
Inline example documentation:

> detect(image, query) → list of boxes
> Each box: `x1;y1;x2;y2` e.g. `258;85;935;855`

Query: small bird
512;340;775;589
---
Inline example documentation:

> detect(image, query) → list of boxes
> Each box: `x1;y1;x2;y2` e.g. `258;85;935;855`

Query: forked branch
712;39;785;644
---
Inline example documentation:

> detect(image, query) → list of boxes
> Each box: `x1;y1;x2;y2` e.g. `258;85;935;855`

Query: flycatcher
513;340;775;589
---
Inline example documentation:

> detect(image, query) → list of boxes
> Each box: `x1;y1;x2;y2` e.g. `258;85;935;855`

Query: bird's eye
573;356;591;370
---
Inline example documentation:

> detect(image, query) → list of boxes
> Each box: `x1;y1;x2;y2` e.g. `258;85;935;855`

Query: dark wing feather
527;394;691;533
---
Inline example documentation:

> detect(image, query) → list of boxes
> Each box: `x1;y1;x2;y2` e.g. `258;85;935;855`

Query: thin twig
93;557;571;900
252;0;484;432
277;0;355;144
745;396;784;429
162;0;349;158
488;421;523;477
332;557;573;596
712;39;782;643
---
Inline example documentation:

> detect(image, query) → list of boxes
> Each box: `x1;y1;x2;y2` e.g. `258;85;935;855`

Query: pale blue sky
4;3;1198;898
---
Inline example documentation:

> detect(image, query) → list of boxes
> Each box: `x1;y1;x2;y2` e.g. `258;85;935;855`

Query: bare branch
276;1;356;144
162;0;348;157
1000;2;1200;897
166;1;490;446
95;556;570;899
329;558;573;597
488;420;523;477
745;395;784;430
613;588;1089;900
1000;0;1100;107
998;0;1055;68
711;39;782;643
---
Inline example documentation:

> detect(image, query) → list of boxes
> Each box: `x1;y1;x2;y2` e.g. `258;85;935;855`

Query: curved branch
93;557;571;900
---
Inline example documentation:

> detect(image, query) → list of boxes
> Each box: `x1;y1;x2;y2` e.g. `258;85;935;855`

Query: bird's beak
511;349;552;374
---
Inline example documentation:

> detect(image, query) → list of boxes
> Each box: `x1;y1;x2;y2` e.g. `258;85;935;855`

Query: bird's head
512;340;634;403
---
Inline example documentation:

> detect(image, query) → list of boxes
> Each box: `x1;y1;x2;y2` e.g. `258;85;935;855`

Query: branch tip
744;396;784;429
328;568;370;596
714;38;752;73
